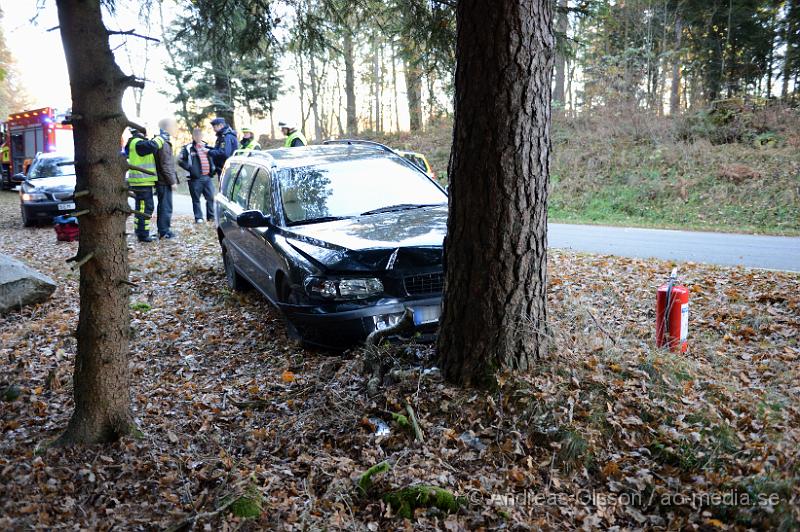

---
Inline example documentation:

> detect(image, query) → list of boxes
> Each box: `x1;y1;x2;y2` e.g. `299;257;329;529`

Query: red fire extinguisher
656;268;689;353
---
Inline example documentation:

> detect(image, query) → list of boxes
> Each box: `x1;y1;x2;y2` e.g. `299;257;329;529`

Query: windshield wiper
288;215;354;226
360;203;440;216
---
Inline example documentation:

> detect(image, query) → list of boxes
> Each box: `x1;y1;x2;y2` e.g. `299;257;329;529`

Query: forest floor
365;110;800;236
0;191;799;530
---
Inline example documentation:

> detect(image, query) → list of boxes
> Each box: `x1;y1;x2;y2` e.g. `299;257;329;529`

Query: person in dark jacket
208;117;238;174
178;128;216;223
154;117;179;239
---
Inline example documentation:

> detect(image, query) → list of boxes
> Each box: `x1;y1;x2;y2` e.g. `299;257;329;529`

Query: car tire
222;244;249;292
277;277;303;342
20;205;35;227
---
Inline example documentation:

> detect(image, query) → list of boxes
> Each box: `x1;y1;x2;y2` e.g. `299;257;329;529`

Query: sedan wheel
21;205;35;227
223;246;248;292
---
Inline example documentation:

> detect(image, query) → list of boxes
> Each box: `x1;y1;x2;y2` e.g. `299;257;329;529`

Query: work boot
138;235;154;243
160;231;176;240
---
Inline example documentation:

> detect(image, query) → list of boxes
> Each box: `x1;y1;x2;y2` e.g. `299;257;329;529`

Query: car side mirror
237;210;272;228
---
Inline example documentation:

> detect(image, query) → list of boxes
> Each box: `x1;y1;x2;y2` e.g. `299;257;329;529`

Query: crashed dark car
19;152;76;227
214;141;448;349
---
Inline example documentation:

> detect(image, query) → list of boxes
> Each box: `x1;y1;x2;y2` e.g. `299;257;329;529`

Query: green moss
130;301;152;312
2;384;21;402
358;461;391;495
383;485;465;519
227;485;263;519
391;412;410;429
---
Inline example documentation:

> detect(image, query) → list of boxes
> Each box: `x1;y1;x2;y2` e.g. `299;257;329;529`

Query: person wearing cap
279;121;307;148
154;117;179;239
240;127;261;151
125;127;163;243
208;117;238;174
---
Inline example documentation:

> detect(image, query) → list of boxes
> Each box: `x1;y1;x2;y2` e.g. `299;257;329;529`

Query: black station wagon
214;140;448;349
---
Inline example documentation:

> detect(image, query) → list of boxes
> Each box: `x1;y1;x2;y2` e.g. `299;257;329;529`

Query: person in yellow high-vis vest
240;127;261;151
278;121;307;147
126;129;163;243
0;140;10;188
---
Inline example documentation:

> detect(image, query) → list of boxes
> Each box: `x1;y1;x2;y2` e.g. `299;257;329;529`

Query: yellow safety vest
127;137;163;186
241;138;260;151
284;131;307;148
0;145;9;164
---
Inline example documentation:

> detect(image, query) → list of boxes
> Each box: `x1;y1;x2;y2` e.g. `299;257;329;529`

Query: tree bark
403;41;423;131
55;0;135;444
437;0;554;388
553;0;568;104
373;31;382;133
309;54;323;141
391;41;400;133
670;13;682;116
212;70;235;128
343;30;358;135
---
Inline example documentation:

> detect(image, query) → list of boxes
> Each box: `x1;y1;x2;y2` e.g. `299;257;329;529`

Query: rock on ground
0;254;57;313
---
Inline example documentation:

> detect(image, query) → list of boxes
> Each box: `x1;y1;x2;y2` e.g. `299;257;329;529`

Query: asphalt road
169;194;800;272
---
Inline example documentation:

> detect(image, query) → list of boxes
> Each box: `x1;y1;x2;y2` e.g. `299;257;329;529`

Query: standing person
278;121;307;147
240;127;260;151
125;128;163;243
178;128;216;223
208;118;238;175
154;117;179;239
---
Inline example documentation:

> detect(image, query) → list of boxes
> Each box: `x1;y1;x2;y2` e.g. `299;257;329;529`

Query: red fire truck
1;107;73;189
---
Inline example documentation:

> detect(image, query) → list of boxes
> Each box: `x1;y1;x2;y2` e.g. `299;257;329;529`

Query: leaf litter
0;194;798;530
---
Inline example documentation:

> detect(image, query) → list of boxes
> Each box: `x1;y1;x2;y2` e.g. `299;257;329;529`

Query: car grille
51;191;74;201
403;272;444;296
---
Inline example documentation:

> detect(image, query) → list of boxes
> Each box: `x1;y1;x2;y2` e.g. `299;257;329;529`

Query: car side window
231;165;256;208
221;163;241;199
247;168;273;215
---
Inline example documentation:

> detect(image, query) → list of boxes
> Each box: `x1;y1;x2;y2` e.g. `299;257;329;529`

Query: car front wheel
20;204;35;227
222;244;249;292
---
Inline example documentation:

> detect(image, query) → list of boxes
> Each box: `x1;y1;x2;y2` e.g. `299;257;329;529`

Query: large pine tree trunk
343;30;358;135
55;0;135;444
437;0;554;388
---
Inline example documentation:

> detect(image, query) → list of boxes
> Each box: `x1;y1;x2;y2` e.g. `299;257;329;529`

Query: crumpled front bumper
278;295;442;349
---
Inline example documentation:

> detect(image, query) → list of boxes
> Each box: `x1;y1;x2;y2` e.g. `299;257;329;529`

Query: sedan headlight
21;192;47;202
304;277;383;300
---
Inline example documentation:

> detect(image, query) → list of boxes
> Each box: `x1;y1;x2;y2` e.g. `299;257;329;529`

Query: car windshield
28;157;75;179
279;155;446;225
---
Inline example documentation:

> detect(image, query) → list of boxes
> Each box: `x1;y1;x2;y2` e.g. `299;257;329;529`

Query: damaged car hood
285;205;447;271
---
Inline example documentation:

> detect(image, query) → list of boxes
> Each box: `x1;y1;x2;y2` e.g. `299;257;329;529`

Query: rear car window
231;164;256;208
221;163;241;198
247;168;273;215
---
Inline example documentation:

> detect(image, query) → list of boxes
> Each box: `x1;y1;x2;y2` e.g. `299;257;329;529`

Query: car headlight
304;277;383;300
21;192;47;202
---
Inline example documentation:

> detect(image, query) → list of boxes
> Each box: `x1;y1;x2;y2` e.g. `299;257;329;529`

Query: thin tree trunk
426;68;437;124
55;0;135;444
391;41;400;132
343;30;357;135
670;13;683;115
373;31;381;133
309;54;323;141
553;0;568;104
298;52;307;132
403;49;423;131
438;0;554;388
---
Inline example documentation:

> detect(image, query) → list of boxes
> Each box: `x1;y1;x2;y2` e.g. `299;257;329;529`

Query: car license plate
411;305;441;325
58;202;76;211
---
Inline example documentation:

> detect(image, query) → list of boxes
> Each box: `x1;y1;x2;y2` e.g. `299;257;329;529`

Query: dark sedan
214;141;448;349
19;153;76;227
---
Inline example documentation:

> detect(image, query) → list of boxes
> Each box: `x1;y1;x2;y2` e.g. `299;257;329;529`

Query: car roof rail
322;139;397;154
232;149;277;167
